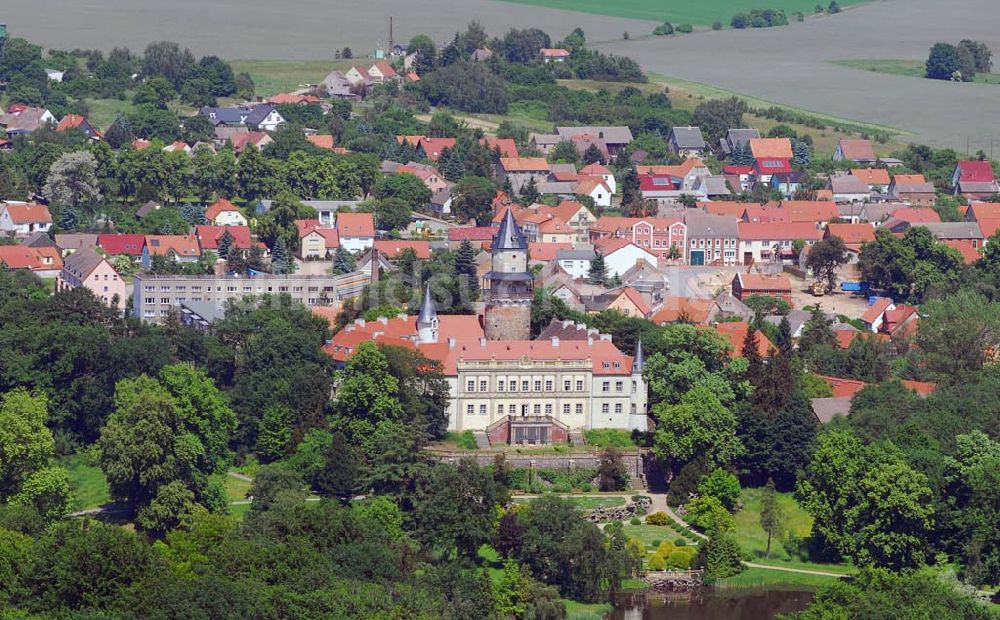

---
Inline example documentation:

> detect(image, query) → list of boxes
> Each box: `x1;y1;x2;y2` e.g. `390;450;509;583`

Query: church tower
484;208;532;341
417;284;439;344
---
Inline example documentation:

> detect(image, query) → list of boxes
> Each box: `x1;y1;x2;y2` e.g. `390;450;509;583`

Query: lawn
495;0;868;26
831;59;1000;85
622;523;683;549
229;59;354;97
59;453;111;512
512;495;626;510
223;474;253;502
84;95;198;131
714;566;838;589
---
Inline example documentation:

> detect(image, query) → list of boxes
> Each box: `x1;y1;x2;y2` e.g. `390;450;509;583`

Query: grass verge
223;474;252;502
512;495;626;510
229;59;353;97
714;566;838;589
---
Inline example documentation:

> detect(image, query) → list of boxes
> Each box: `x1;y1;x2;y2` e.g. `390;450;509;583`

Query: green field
496;0;867;26
831;59;1000;85
223;474;253;502
60;453;111;511
714;566;838;589
512;495;626;510
229;59;355;97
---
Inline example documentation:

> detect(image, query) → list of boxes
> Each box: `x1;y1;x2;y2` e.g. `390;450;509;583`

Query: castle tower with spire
417;284;439;344
484;208;532;341
629;339;649;429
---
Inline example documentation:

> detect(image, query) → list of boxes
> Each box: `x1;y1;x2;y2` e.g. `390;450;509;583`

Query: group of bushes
731;9;788;29
644;511;701;544
646;539;698;570
509;467;597;493
652;22;693;36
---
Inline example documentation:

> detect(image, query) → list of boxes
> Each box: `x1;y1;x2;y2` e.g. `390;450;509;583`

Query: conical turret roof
633;339;645;374
417;283;437;325
494;207;527;251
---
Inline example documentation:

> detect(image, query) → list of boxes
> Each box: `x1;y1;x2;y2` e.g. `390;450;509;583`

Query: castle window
564;380;571;391
466;404;474;415
522;380;529;391
480;380;488;392
533;404;541;415
467;380;475;392
498;380;505;391
563;404;570;415
615;403;622;414
577;380;584;391
480;404;487;415
534;380;541;391
602;403;610;414
545;380;553;391
576;404;583;414
616;381;623;392
545;404;552;415
631;404;636;414
602;381;610;392
498;405;504;415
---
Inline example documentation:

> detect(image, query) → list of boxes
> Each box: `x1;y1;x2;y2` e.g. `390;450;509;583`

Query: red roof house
97;233;146;257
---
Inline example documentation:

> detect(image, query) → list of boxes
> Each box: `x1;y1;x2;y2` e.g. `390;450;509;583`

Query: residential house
549;200;596;243
141;235;201;268
195;225;257;254
769;171;807;198
297;220;339;259
952;160;999;198
539;48;570;63
749;137;793;161
54;233;98;256
637;160;712;190
667;126;707;158
230;131;272;154
97;233;146;262
692;175;732;200
683;211;740;266
429;188;453;215
712;321;775;357
574;177;613;208
555;126;633;155
782;200;841;227
738;222;823;264
0;245;62;277
620;259;670;302
719;128;760;157
335;212;375;253
731;273;793;305
555;248;596;279
135;201;163;220
850;168;891;193
751;158;792;184
965;202;1000;243
396;162;449;194
0;106;56;136
481;137;519;158
888;174;936;207
833;138;876;165
824;223;875;260
367;60;399;83
416;137;456;162
528;242;573;268
319;70;360;99
715;291;753;321
204;198;248;226
199;104;285;131
499;157;550;194
741;205;788;224
589;216;687;262
881;207;941;232
651;296;719;325
920;222;986;253
345;65;374;87
579;163;616;194
593;237;660;276
639;173;684;204
862;297;919;336
0;202;52;237
722;164;754;192
828;174;871;203
56;114;102;140
57;248;128;308
601;287;653;318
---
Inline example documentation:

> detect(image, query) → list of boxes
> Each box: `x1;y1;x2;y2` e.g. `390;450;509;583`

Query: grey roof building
668;126;707;154
921;222;985;240
720;128;760;155
811;397;852;424
556;126;634;147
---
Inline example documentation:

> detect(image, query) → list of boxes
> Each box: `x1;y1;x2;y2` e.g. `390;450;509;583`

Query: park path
744;562;848;578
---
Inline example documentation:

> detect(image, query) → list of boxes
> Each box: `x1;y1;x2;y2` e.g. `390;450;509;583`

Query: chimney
587;336;593;346
551;336;559;347
354;319;366;327
480;337;487;347
378;316;388;325
448;337;456;348
600;333;612;342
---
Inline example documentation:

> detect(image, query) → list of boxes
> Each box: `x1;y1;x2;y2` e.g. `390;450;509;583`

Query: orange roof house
749;137;793;160
204;198;247;226
481;137;519;158
712;321;775;358
500;157;550;172
851;168;891;187
825;223;876;251
0;245;62;273
373;240;431;260
732;273;793;304
781;200;840;224
651;296;718;325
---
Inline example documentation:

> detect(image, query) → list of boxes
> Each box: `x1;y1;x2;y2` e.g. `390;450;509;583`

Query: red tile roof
374;240;431;259
834;329;890;350
56;114;101;137
901;379;936;396
305;134;336;150
1;202;51;224
0;245;62;271
738;222;823;241
943;239;981;264
967;202;1000;221
540;48;571;58
528;242;573;262
296;220;340;246
419;137;456;161
651;296;716;325
890;207;940;224
579;163;611;176
782;201;841;223
956;160;995;183
205;198;242;221
372;60;398;79
826;223;876;247
837;139;876;161
336;212;375;238
736;273;792;292
711;321;775;357
704;202;749;218
861;297;893;324
267;93;320;105
144;235;201;258
449;226;495;242
501;157;549;172
481;137;518;158
851;168;891;186
97;233;145;256
753;158;792;175
741;206;788;224
638;159;707;178
817;374;867;398
749;137;793;159
195;225;255;250
616;287;652;317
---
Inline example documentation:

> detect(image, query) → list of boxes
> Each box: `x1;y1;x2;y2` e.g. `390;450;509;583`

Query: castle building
323;213;647;444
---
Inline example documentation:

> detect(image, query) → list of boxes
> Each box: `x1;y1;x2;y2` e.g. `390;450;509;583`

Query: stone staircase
569;430;586;446
473;431;491;450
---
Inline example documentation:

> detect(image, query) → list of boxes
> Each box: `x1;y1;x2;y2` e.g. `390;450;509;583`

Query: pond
610;588;815;620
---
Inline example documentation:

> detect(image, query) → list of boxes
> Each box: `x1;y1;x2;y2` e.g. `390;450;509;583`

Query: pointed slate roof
494;207;527;251
417;284;437;326
633;339;645;374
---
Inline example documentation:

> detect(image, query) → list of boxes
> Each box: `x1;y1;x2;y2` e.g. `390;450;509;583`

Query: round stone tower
484;208;532;341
